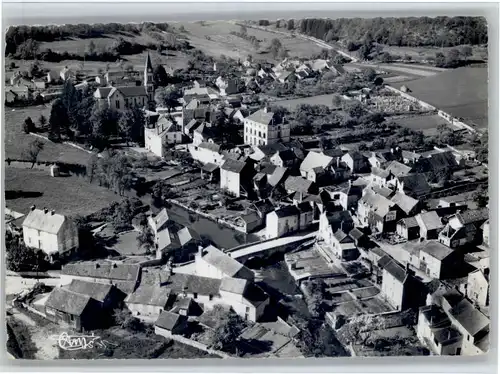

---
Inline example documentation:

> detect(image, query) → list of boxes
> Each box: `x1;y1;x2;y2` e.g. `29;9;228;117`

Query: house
189;142;227;166
396;217;420;241
193;122;220;146
466;268;489;308
45;287;102;331
144;116;183;158
22;207;79;259
47;70;60;83
320;182;363;211
60;261;141;294
59;66;74;81
250;143;289;163
170;297;202;316
299;151;334;182
417;151;461;176
402;150;422;164
237;199;275;233
283;176;317;201
276;70;294;83
417;241;458;279
386;161;413;177
184;119;202;136
318;210;355;246
329;229;359;262
64;279;120;310
310;59;333;72
417;304;464;355
390;173;432;198
33;79;46;90
195;245;255;281
200;162;220;182
341;151;366;173
244;107;290;146
218;277;270;322
415;211;443;240
391;192;420;216
125;286;174;322
5;90;18;103
8;85;32;100
438;193;475;209
378;257;425;310
270;150;296;168
357;189;402;233
438;208;489;248
266;205;300;239
215;76;241;96
155;311;189;337
368;150;400;169
295;201;314;232
266;166;289;189
220;158;254;198
370;167;394;188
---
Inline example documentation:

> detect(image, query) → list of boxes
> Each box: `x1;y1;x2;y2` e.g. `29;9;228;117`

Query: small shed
154;311;188;337
50;164;60;177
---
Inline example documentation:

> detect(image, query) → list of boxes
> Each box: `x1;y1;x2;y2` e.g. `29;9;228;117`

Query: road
5;275;60;297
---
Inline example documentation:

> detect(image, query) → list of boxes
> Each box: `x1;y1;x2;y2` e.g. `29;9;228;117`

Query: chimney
95;263;100;269
44;208;48;214
337;157;340;168
198;245;204;257
113;263;118;268
30;205;36;211
51;210;55;215
447;330;451;340
263;106;268;113
391;147;394;154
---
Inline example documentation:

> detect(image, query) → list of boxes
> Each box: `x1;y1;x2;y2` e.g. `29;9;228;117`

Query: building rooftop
391;192;419;215
65;279;113;303
415;211;443;231
201;245;252;279
126;285;172;307
284;176;313;194
300;151;333;172
449;297;490;337
45;287;91;316
22;208;66;234
418;241;455;261
220;277;248;295
246;108;279;126
273;205;300;218
165;273;222;297
155;310;187;330
221;158;247;173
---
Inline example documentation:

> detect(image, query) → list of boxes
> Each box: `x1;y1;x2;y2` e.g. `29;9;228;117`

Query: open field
5;167;122;217
4;106;94;164
393;114;450;136
400;66;488;129
273;93;338;110
175;20;323;62
378;44;488;62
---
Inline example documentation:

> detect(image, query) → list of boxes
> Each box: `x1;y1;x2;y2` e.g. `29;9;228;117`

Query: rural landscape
4;11;490;361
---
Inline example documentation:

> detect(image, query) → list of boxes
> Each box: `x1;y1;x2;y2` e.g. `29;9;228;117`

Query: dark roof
258;143;289;156
449;298;490;336
273;205;300;218
457;208;489;225
126;286;172;307
380;257;407;283
377;254;393;269
243;283;269;307
246;108;279;126
371;167;392;179
165;273;222;297
428;151;458;170
62;262;140;282
284;176;313;194
202;162;219;173
418;241;454;261
275;149;296;161
65;280;113;303
346;151;364;160
198;142;221;152
116;86;148;97
155;310;187;330
349;227;365;241
398;173;431;196
399;216;419;228
221;159;247;173
252;199;275;216
45;287;91;316
325;210;354;231
296;201;313;213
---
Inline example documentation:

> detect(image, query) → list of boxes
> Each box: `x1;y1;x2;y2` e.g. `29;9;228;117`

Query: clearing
5;167;122;217
273;93;339;110
393;114;450;136
4;106;93;164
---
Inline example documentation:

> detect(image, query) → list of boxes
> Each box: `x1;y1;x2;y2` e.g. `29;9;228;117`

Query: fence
168;334;231;358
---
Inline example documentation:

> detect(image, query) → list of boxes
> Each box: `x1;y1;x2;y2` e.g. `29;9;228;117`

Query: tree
435;52;446;67
16;39;40;59
473;185;489;208
380;52;392;63
86;40;96;55
28;60;41;77
154;86;181;112
287;19;295;30
153;65;169;87
240;25;247;35
118;110;134;145
38;114;47;129
363;67;377;82
23;117;35;134
269;38;283;59
137;226;155;254
331;94;342;108
60;80;80;135
345;101;364;118
48;99;67;142
23;139;44;168
207;307;245;353
6;240;48;273
86;154;99;183
445;48;461;67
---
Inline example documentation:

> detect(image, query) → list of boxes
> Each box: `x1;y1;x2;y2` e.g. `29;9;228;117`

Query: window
193;293;198;299
209;294;213;301
245;307;250;312
116;100;120;109
456;347;461;355
467;335;470;341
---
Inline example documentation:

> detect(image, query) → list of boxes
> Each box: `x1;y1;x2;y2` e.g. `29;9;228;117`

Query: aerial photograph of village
3;4;490;361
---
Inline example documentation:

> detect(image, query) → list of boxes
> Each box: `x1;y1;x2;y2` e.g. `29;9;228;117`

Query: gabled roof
300;151;333;172
415;211;443;231
397;173;431;196
296;201;313;213
349;227;365;241
165;273;221;296
201;245;251;278
155;310;187;330
399;216;419;228
202;162;219;173
246;108;279;126
251;199;275;216
418;240;454;261
61;262;140;282
177;226;200;246
386;161;412;177
198;142;221;152
115;86;148;98
45;287;91;316
371;167;392;179
220;277;248;295
126;286;172;307
272;205;300;218
324;210;354;231
221;158;247;173
457;208;489;226
268;167;288;187
284;176;313;194
448;297;489;337
274;149;296;162
149;208;170;232
391;192;419;215
379;257;407;283
23;208;66;234
185;119;201;132
360;189;395;218
65;279;113;303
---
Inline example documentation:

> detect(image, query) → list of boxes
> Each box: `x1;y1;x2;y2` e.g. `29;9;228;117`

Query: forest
287;17;487;47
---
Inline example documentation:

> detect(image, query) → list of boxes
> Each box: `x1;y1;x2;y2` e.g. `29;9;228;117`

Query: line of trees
292;17;487;48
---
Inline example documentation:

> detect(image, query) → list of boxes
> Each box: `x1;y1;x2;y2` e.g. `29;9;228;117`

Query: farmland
393;114;450;136
273;93;339;110
5;167;122;217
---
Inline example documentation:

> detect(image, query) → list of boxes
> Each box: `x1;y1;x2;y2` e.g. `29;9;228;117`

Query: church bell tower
144;52;155;108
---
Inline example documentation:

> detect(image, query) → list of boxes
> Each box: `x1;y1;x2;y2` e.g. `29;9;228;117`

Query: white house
244;107;290;146
265;205;301;239
194;245;255;281
220;158;252;198
218;277;269;322
94;86;149;112
299;151;334;182
144;116;183;158
22;206;79;258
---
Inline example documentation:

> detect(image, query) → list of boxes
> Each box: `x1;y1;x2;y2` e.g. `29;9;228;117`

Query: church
93;53;155;112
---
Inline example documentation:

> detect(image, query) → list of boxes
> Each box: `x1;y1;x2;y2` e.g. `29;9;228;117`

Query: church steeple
144;52;155;109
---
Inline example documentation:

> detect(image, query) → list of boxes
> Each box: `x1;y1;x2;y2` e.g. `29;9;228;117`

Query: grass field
273;93;339;110
392;114;450;136
176;20;323;62
5;167;122;216
4;106;94;164
379;44;488;62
